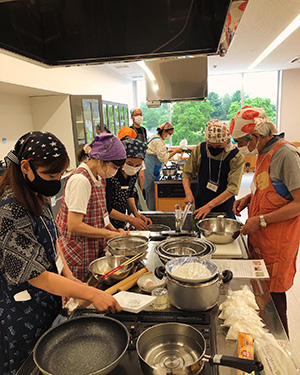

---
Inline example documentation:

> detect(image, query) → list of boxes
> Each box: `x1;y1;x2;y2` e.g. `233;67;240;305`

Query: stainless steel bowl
155;237;215;264
197;217;242;244
89;255;133;285
148;224;171;232
107;235;149;257
162;167;177;177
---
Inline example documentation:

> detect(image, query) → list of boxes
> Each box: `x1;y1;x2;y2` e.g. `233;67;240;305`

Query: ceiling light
247;13;300;71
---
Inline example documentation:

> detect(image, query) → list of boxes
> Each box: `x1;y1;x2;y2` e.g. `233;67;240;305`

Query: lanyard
208;156;223;185
39;208;58;257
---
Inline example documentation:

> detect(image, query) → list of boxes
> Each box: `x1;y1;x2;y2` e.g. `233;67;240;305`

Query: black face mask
26;163;61;197
208;146;225;156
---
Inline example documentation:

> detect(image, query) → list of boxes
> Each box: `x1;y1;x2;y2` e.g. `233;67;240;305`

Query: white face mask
122;163;142;176
165;134;171;141
98;165;118;179
239;139;259;156
133;115;143;125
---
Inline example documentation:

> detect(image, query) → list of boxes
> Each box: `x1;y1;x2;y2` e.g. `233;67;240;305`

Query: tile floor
237;172;300;360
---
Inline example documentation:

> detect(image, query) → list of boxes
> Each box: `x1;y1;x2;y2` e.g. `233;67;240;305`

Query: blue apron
144;136;164;191
0;198;62;375
195;142;239;218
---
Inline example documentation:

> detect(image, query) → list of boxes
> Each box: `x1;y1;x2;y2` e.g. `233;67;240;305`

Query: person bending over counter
56;134;128;281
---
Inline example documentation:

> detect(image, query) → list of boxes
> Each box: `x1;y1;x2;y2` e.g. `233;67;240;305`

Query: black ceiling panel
0;0;231;66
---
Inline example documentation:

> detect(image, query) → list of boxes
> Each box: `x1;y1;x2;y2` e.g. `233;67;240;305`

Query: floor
238;172;300;360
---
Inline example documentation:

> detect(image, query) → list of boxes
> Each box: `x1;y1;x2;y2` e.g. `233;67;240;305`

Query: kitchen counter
17;238;290;375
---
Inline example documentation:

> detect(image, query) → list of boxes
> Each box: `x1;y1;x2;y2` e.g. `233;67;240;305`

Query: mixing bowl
89;255;133;285
107;235;149;257
197;217;242;244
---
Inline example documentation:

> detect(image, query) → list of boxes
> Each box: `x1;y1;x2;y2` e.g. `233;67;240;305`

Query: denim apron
0;198;62;375
144;137;164;210
195;142;239;218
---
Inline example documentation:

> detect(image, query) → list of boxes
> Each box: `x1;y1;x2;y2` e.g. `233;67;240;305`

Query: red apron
248;141;300;292
56;166;108;281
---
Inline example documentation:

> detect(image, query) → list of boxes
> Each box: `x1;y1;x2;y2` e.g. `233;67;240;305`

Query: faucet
174;202;193;232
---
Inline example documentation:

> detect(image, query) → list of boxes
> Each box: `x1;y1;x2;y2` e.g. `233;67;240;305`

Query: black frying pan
33;316;129;375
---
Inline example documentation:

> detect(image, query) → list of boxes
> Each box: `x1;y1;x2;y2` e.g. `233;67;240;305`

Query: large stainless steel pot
155;257;233;311
166;271;232;311
136;322;263;375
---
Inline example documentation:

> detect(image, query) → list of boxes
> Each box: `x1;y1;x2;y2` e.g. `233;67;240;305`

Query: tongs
100;251;145;280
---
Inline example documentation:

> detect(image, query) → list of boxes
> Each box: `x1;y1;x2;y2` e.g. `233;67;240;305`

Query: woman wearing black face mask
182;119;245;219
0;132;122;375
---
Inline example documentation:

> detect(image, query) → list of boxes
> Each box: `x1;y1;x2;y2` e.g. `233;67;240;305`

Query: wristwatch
259;215;268;228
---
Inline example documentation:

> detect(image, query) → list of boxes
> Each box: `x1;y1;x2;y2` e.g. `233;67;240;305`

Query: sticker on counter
213;259;269;279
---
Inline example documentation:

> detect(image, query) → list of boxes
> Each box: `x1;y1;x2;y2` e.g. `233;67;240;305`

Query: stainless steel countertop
144;239;288;375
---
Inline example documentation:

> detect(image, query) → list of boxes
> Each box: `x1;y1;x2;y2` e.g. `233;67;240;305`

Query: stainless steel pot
166;271;232;311
162;167;177;177
136;322;263;375
155;258;233;311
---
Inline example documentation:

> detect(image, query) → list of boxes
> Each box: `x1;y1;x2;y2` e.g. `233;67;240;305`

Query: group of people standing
1;105;300;374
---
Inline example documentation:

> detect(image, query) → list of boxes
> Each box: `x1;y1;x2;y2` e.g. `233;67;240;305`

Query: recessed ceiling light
247;13;300;71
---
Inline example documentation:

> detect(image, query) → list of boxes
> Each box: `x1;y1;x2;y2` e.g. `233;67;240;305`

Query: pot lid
166;257;218;283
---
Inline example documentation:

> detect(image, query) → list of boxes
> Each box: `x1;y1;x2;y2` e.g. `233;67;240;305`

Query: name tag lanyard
40;208;64;274
207;157;223;193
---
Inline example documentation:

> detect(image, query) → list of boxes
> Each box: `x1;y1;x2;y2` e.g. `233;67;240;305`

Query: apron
56;166;108;281
195;142;239;218
0;198;62;375
248;141;300;292
144;137;164;191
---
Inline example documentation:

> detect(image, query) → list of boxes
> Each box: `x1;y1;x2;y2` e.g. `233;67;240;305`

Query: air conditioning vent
114;65;130;69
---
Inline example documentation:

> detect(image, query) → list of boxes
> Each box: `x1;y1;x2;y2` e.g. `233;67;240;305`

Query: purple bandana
89;133;126;161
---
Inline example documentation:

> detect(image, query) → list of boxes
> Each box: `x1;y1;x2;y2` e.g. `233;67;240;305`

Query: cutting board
212;236;244;259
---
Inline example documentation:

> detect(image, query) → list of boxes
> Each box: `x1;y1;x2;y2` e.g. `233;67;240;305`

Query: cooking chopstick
100;251;145;280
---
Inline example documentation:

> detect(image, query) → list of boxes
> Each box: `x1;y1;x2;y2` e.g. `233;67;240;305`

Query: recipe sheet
212;259;269;279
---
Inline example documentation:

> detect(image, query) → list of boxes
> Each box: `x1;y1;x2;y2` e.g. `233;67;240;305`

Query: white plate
113;291;156;314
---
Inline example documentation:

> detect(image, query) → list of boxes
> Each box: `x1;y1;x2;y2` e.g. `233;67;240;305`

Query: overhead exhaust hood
0;0;232;66
144;57;208;107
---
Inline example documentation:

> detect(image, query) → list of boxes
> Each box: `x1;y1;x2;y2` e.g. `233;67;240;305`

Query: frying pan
33;316;129;375
136;322;263;375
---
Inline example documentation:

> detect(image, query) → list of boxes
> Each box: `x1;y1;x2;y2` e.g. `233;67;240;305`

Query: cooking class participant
0;132;121;375
118;126;149;210
130;107;148;142
106;137;152;230
56;133;128;281
144;122;183;210
231;106;300;335
183;119;245;219
96;123;111;135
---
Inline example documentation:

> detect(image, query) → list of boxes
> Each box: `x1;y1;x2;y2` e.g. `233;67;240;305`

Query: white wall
0;51;134;106
280;69;300;142
0;93;34;160
30;95;76;170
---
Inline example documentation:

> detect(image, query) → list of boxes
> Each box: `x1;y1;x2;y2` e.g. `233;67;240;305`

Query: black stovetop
17;309;217;375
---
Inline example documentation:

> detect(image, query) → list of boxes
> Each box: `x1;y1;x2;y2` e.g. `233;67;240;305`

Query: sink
141;211;193;231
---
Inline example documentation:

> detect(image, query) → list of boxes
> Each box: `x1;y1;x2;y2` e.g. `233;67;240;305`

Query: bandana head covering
121;138;147;159
118;126;137;140
89;133;126;161
5;131;67;167
156;122;174;132
205;119;231;143
230;106;277;139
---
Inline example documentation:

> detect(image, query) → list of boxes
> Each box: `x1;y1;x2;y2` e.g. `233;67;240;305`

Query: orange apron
248;141;300;292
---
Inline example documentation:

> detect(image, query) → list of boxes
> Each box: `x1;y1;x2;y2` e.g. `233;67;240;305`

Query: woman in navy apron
0;131;121;375
182;120;245;219
144;122;183;210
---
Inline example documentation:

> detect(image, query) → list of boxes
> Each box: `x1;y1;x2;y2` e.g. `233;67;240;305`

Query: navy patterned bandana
121;138;147;159
5;131;67;167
